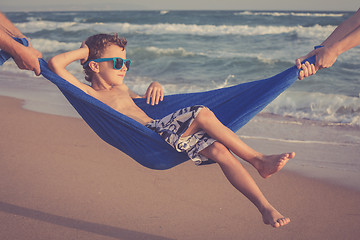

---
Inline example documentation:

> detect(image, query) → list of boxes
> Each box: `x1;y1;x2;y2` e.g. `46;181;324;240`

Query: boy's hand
143;81;164;105
298;61;316;80
80;41;89;65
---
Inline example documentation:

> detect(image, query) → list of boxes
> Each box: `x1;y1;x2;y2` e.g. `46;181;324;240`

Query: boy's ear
88;61;100;73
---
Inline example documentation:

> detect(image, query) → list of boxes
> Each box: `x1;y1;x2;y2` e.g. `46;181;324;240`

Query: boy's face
97;44;128;84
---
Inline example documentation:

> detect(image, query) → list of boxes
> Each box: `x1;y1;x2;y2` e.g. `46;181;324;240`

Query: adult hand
296;46;338;72
143;81;164;105
12;41;42;76
298;61;316;80
296;48;319;70
312;46;338;70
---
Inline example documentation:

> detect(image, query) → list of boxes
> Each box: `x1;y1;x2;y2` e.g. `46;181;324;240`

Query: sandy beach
1;95;359;240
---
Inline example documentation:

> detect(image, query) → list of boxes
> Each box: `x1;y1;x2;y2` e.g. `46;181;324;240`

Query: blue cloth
1;38;315;170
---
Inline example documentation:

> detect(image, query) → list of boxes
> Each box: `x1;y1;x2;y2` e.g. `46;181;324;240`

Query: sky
1;0;358;12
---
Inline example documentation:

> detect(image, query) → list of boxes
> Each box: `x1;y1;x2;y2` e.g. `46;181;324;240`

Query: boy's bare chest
94;87;151;124
96;88;133;109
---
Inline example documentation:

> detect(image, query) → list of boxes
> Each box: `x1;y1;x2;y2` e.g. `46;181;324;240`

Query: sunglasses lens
114;58;124;69
125;60;131;71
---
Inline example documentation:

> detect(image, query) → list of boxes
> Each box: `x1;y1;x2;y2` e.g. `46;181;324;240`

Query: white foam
15;20;336;40
141;46;197;57
31;38;80;53
235;11;345;17
111;22;335;39
266;91;360;126
15;21;79;33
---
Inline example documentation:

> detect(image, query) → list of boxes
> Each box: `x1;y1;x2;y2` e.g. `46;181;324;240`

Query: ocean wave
15;21;81;33
15;20;335;39
235;11;345;18
31;38;80;53
132;46;198;58
266;91;360;126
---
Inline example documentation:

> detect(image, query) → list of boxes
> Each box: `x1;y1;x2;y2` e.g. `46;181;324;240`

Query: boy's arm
128;82;164;105
48;45;94;94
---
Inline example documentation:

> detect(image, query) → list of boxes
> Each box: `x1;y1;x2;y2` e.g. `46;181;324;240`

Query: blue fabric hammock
1;38;315;170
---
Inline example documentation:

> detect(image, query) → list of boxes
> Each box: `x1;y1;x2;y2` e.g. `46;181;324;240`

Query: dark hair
83;33;127;82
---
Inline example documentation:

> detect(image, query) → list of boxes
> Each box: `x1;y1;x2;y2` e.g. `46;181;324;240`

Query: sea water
1;10;359;189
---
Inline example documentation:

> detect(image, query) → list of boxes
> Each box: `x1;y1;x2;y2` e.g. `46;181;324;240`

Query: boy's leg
183;108;295;178
200;142;290;228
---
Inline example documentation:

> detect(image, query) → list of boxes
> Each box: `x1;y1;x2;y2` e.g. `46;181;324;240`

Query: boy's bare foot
257;152;295;178
261;206;290;228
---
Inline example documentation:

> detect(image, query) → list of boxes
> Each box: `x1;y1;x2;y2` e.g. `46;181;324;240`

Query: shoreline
1;95;360;239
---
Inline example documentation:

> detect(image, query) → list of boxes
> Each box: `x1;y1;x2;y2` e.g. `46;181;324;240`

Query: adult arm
0;11;42;75
296;8;360;71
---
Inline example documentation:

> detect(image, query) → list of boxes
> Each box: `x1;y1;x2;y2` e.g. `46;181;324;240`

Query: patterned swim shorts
145;105;216;165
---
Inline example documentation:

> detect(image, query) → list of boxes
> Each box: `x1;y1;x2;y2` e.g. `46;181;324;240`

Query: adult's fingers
298;70;304;80
296;57;305;69
34;66;41;76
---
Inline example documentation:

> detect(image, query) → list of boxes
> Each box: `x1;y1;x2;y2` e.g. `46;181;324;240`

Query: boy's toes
272;221;280;228
281;152;295;161
276;159;284;166
273;217;290;228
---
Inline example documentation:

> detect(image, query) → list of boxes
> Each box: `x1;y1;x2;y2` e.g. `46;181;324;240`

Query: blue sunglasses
84;57;131;71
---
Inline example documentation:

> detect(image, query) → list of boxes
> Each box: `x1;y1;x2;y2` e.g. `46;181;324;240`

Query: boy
49;33;315;228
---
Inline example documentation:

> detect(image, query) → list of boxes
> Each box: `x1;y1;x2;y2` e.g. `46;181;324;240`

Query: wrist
15;33;26;39
78;47;89;63
9;40;27;57
328;42;343;57
65;47;88;64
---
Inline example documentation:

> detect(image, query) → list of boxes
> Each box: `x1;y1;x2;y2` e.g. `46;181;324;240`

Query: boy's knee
196;107;215;126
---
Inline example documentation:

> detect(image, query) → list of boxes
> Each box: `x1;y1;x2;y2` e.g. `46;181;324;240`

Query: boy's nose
120;65;127;71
